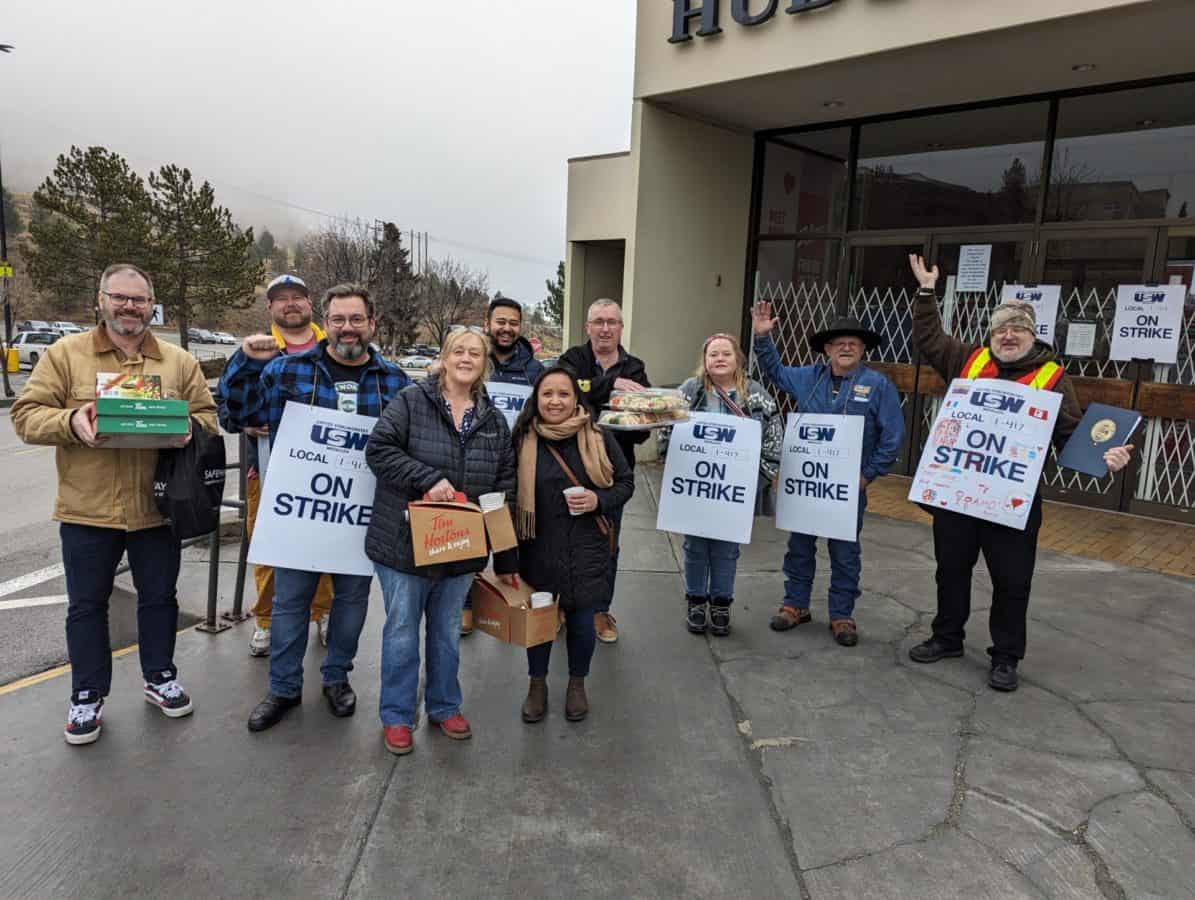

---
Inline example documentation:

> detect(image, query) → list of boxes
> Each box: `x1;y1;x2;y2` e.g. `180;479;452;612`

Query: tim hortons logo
669;0;840;44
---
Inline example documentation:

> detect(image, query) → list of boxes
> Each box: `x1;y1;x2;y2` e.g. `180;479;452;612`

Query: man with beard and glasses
223;283;410;732
12;263;218;745
216;274;335;657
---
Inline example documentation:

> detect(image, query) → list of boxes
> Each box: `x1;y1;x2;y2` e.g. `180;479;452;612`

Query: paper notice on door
956;245;993;293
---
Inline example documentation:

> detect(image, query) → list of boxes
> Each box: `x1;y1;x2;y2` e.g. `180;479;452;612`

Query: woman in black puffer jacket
511;366;634;724
365;329;518;757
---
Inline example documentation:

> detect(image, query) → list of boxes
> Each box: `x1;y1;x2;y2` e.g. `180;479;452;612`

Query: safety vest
961;347;1063;391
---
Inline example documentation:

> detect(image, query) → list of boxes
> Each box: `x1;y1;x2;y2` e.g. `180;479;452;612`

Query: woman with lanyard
750;306;905;647
658;334;783;636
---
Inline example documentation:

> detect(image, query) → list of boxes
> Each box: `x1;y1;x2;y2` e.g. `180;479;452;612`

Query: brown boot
565;677;588;722
460;608;474;637
521;677;547;723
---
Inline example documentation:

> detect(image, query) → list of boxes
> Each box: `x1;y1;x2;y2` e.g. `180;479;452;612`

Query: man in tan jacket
12;263;218;745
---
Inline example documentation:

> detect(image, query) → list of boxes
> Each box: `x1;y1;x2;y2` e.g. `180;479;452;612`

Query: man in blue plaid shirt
223;282;410;733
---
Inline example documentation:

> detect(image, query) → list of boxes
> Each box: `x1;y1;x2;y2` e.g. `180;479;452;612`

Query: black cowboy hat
808;316;883;353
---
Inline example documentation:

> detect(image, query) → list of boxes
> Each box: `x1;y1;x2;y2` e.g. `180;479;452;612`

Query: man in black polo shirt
559;298;649;644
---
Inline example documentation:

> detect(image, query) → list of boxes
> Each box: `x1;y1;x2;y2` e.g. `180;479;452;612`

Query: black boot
686;595;708;634
709;598;732;637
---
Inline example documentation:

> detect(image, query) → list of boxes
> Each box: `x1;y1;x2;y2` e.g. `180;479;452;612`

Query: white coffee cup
530;592;554;609
479;492;505;512
563;485;587;515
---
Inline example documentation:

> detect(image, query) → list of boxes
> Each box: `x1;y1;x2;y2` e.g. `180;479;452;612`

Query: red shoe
432;713;473;740
383;725;413;755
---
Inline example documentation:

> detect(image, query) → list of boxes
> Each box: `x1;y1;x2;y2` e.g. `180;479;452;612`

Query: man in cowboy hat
907;254;1132;692
752;302;905;646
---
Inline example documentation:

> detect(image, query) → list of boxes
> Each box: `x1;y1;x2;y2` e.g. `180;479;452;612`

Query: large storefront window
758;129;850;234
756;239;840;290
1048;82;1195;222
854;102;1049;229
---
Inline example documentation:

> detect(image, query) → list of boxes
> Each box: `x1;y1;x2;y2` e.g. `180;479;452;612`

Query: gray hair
99;263;154;298
321;282;375;319
586;298;622;323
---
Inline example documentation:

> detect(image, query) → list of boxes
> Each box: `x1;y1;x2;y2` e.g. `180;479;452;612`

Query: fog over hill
0;1;634;303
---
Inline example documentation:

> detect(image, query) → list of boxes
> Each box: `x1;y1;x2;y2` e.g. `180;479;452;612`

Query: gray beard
332;340;367;360
106;315;147;337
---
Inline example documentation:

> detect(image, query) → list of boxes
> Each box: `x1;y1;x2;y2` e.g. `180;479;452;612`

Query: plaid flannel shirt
221;341;411;446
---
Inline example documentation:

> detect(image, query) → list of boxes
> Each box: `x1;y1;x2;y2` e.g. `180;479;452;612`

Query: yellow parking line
0;645;139;696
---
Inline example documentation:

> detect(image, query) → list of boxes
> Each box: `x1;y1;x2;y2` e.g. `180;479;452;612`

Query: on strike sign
249;403;379;575
1109;284;1184;363
656;412;761;544
775;414;864;542
909;378;1061;530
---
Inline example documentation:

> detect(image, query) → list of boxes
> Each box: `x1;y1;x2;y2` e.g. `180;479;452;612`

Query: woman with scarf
657;334;783;636
512;366;635;723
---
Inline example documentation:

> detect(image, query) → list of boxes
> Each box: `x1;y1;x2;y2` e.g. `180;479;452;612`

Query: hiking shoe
769;605;811;631
432;713;473;740
989;663;1019;692
384;725;414;755
686;595;708;634
908;637;965;664
595;612;618;644
316;615;330;648
143;675;194;718
830;618;858;647
709;598;732;637
64;696;103;745
460;608;474;637
249;626;270;657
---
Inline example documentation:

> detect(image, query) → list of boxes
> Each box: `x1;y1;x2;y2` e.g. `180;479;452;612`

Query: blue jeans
270;567;371;698
60;523;181;702
782;491;867;620
682;536;740;599
596;505;623;614
375;564;472;728
527;607;596;678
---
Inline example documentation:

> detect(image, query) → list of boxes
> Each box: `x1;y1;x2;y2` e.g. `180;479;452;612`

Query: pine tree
370;222;421;354
148;165;263;348
543;260;565;326
28;146;155;314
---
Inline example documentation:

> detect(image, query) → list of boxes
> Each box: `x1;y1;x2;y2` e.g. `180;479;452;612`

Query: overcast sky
1;1;635;304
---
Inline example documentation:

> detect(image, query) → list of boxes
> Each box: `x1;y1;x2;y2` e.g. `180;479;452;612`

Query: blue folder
1058;403;1141;478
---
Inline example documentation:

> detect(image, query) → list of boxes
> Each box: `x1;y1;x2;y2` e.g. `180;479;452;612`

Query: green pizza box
95;397;190;418
96;416;191;435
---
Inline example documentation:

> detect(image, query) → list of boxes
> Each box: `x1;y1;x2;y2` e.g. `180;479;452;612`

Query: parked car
210;331;237;345
398;355;434;369
187;327;204;342
187;328;218;343
51;321;84;334
12;331;61;368
17;320;53;334
538;356;559;369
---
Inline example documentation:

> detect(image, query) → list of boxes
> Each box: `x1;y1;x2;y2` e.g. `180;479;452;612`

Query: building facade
565;0;1195;522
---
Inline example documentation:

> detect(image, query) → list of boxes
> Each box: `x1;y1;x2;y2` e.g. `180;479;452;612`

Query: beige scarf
516;408;614;540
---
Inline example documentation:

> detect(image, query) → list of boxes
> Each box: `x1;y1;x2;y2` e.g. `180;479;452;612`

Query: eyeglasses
326;315;369;327
102;291;153;309
587;318;622;328
992;325;1033;337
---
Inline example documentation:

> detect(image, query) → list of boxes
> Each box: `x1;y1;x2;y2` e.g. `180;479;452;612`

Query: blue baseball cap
266;273;310;300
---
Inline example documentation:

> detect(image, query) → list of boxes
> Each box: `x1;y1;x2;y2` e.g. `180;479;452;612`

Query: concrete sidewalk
1;465;1193;898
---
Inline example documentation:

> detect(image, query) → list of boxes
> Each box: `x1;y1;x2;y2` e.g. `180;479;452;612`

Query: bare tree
420;256;489;346
295;218;374;300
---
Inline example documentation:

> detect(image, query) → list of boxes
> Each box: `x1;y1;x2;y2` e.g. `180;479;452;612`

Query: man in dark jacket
486;297;544;386
558;298;651;643
906;254;1132;692
223;283;410;731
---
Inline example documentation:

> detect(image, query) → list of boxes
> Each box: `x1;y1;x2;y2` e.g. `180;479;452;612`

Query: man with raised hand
907;254;1132;692
223;283;410;731
216;273;335;657
12;263;218;745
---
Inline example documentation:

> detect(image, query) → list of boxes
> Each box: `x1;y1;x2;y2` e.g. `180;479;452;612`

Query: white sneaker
64;697;103;745
249;626;271;657
317;615;330;648
143;676;194;718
